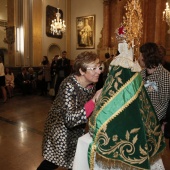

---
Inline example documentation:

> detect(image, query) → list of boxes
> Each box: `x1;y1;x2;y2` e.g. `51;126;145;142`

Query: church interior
0;0;170;169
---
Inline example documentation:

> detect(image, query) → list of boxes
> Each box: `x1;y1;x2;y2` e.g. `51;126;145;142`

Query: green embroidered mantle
88;66;165;170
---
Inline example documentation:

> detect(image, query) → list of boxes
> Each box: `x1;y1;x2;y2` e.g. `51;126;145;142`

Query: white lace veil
110;41;141;72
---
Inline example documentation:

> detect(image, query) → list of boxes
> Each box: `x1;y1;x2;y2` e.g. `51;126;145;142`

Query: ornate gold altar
97;0;170;62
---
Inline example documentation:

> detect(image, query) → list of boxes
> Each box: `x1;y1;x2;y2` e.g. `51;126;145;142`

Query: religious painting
46;5;63;39
76;15;95;49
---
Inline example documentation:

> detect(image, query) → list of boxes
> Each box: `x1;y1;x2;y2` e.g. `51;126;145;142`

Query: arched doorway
47;44;61;63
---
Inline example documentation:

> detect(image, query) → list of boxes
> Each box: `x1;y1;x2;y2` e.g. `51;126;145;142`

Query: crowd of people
0;50;71;102
37;51;71;97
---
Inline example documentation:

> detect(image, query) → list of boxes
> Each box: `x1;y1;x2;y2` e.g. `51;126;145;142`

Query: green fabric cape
88;66;165;170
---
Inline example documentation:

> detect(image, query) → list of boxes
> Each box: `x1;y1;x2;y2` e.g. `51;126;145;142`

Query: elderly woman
37;51;103;170
138;42;170;121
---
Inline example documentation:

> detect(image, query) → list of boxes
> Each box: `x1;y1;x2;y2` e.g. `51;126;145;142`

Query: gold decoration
3;26;15;44
123;0;143;58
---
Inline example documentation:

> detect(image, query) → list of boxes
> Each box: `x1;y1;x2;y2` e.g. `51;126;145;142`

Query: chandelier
50;7;66;35
163;2;170;34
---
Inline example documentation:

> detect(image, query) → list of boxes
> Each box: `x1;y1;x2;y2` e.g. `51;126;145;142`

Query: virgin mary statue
88;29;166;170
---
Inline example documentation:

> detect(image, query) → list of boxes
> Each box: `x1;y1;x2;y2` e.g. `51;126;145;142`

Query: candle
163;11;165;19
166;2;168;7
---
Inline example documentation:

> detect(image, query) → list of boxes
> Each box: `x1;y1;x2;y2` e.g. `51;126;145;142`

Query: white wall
70;0;103;60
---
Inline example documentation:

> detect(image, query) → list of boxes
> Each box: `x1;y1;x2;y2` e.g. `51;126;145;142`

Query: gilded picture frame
76;15;95;49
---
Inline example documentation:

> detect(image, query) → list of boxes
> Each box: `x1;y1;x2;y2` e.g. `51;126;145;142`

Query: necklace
75;75;88;88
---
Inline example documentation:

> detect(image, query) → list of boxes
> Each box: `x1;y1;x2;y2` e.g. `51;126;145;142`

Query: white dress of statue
110;41;141;72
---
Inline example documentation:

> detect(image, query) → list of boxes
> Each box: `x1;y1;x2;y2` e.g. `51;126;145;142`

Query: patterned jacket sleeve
60;82;88;128
156;70;170;118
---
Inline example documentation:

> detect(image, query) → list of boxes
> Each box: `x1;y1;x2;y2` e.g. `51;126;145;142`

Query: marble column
97;0;111;61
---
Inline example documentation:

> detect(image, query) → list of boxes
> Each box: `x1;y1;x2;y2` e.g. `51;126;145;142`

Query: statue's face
118;42;128;54
117;42;134;61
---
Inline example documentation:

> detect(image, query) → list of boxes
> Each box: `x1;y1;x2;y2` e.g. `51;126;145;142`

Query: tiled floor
0;95;170;170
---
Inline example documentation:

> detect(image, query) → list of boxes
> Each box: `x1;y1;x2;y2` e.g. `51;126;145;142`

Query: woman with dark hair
40;56;51;96
37;51;102;170
138;42;170;121
0;56;7;102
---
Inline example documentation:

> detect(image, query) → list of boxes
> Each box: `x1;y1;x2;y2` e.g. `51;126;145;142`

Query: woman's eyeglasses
86;66;103;71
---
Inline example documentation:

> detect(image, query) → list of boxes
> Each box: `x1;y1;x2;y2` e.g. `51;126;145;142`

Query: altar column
97;0;111;61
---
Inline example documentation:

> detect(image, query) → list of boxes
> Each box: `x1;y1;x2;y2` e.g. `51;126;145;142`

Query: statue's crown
115;25;126;43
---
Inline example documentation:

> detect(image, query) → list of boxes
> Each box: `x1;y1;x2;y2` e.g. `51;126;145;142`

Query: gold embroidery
89;67;165;169
96;129;148;164
89;68;140;131
139;90;164;157
90;90;165;169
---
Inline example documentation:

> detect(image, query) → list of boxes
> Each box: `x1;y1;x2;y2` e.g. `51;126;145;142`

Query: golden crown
115;24;127;43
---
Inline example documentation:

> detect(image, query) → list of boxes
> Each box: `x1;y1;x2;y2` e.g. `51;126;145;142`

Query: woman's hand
92;88;102;103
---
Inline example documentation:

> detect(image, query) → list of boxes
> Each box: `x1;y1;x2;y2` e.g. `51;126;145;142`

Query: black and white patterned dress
141;64;170;120
42;74;95;169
